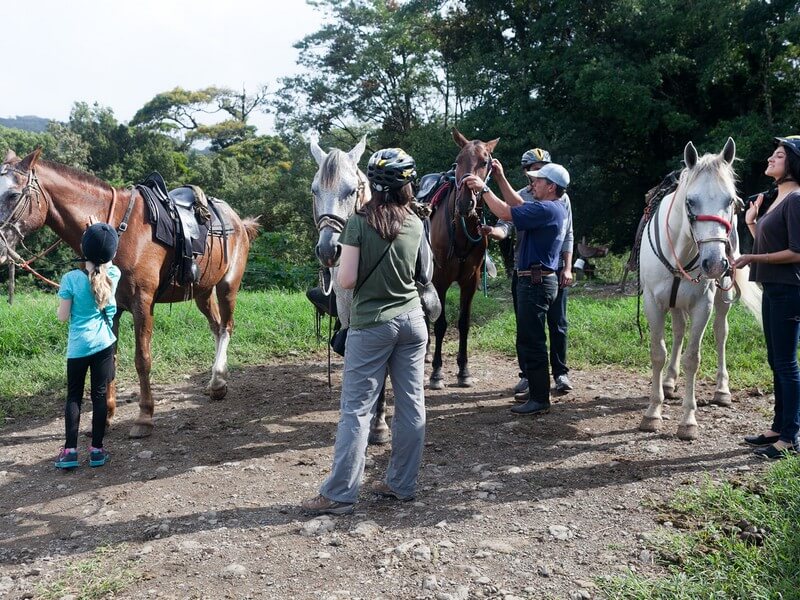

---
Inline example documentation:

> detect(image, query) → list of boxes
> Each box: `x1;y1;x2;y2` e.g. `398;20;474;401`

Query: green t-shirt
340;211;422;329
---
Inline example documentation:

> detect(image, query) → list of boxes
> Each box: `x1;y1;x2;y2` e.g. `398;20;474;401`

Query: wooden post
7;263;15;304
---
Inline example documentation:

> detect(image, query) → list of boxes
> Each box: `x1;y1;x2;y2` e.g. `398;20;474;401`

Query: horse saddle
137;172;231;288
415;173;443;200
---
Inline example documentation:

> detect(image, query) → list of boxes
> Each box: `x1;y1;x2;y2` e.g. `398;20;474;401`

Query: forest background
1;0;799;291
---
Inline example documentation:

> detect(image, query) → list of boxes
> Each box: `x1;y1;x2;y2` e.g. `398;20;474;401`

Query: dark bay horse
429;129;499;389
0;149;259;438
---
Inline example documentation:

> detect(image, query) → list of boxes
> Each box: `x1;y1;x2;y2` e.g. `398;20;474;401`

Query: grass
36;544;141;600
0;270;769;421
599;458;800;599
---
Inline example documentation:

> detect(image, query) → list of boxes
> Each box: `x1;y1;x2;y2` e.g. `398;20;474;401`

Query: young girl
55;222;121;469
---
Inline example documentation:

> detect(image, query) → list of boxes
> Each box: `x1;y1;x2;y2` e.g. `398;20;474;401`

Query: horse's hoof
456;376;474;388
677;424;698;441
208;383;228;400
368;429;391;445
129;423;153;438
712;392;732;407
638;416;662;432
663;386;680;400
429;377;445;390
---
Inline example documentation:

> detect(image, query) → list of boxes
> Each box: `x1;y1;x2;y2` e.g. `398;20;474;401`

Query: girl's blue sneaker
89;446;110;467
55;448;78;469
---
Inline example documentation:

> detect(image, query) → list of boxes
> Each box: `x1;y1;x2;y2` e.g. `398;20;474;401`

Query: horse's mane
319;149;356;188
40;158;114;192
677;153;738;199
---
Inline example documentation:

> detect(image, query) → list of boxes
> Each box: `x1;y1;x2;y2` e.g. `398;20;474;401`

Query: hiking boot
301;494;354;516
510;400;551;416
512;377;529;394
371;481;415;502
55;448;78;469
89;446;110;467
555;374;573;393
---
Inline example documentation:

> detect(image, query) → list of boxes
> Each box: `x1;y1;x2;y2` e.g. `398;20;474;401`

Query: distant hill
0;115;51;133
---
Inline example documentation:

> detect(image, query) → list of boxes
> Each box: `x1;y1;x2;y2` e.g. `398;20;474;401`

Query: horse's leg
663;308;686;399
639;299;667;432
194;288;229;399
676;300;713;440
129;296;156;438
368;381;391;445
455;278;478;387
104;309;123;427
429;282;449;390
711;290;733;407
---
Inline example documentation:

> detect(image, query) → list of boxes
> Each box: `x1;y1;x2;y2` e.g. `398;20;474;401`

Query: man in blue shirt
465;161;568;415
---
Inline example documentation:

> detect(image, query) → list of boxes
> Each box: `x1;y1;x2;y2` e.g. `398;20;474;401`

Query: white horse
309;136;392;444
638;138;762;440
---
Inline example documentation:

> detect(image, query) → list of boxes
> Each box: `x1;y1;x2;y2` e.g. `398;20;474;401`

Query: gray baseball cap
527;163;570;188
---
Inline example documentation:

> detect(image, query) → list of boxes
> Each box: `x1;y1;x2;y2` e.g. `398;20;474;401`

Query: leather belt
516;269;556;276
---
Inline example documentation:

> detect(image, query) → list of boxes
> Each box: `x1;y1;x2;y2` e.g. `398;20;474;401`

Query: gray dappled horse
638;138;761;440
310;136;391;444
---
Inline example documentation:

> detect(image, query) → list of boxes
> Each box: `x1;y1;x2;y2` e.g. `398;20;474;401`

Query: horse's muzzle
315;229;341;268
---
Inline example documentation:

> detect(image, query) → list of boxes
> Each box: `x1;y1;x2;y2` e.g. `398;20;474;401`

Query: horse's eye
686;197;697;210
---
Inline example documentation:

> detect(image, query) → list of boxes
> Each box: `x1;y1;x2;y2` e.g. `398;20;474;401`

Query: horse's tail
242;216;262;242
735;265;762;328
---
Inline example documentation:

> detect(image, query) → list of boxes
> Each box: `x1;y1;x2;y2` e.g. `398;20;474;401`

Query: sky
0;0;325;133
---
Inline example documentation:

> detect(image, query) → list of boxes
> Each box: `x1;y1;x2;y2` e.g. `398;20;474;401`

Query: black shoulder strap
354;240;393;296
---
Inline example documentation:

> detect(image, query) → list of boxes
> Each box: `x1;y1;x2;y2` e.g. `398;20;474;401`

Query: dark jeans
65;344;115;449
516;275;558;403
512;270;569;380
762;283;800;444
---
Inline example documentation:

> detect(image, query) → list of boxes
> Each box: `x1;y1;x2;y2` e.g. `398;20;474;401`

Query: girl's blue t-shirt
57;265;121;358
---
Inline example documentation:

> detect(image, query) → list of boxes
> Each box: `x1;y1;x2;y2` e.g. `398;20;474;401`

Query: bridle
312;176;366;236
660;180;738;291
454;152;493;244
0;164;62;288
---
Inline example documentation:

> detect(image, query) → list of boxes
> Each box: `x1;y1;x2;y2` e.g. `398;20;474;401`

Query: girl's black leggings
65;344;115;449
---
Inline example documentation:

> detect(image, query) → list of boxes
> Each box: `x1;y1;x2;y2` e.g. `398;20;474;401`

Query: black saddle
137;172;231;294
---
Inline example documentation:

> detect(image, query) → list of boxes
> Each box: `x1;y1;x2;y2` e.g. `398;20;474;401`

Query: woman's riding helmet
520;148;551;167
367;148;417;192
775;136;800;157
81;222;119;264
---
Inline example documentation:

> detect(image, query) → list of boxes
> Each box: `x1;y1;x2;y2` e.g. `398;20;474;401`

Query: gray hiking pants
320;307;427;503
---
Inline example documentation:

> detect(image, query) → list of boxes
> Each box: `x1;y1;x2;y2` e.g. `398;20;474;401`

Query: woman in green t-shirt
302;148;428;515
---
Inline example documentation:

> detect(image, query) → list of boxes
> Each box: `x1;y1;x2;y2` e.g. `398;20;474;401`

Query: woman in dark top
735;136;800;459
302;148;428;514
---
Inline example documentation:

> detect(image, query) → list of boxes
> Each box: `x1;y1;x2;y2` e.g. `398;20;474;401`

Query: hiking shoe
512;377;529;394
513;389;529;403
89;446;110;467
510;400;551;416
55;448;78;469
753;444;797;460
371;481;415;502
301;494;354;516
555;374;573;393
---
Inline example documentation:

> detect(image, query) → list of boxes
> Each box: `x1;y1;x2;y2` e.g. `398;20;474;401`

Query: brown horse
0;149;259;438
428;129;499;389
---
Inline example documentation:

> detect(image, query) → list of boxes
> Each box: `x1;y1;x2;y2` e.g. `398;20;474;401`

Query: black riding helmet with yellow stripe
367;148;417;192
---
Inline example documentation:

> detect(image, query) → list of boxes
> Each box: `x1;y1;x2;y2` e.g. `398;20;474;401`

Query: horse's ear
485;137;500;154
18;147;42;172
722;137;735;164
309;139;327;166
348;135;367;163
452;127;469;148
684;142;698;169
4;149;18;163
